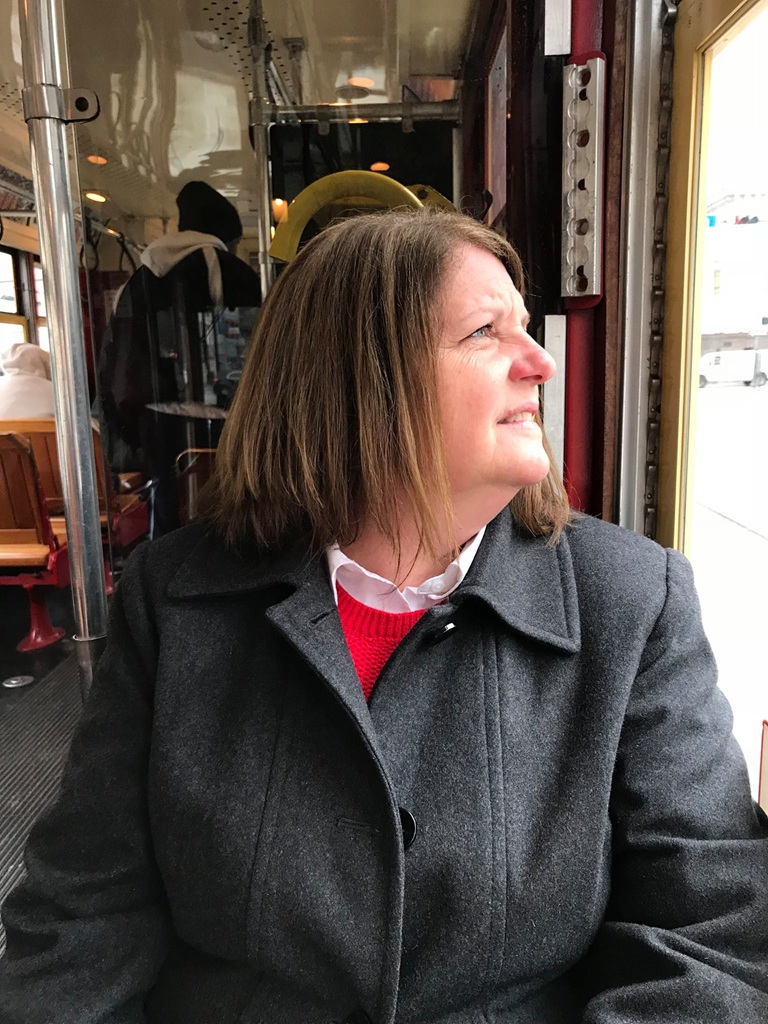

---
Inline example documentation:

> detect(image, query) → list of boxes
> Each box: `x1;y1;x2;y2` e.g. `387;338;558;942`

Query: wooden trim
659;0;764;549
464;0;507;78
461;0;507;214
0;312;27;328
0;219;39;255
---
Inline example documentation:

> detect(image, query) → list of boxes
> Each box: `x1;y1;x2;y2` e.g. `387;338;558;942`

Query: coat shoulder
122;522;213;598
561;514;671;615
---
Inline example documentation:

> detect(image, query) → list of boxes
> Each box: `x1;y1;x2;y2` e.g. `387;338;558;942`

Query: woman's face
436;244;556;529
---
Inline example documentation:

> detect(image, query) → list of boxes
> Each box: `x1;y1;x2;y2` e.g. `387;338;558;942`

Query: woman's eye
468;324;492;339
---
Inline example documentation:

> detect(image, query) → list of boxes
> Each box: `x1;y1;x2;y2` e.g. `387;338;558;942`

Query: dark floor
0;654;82;956
0;586;81;955
0;585;77;685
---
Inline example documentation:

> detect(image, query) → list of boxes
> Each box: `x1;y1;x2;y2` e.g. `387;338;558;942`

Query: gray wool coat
1;508;767;1024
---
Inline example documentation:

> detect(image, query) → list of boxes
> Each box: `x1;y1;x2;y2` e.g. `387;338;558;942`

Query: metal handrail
18;0;108;696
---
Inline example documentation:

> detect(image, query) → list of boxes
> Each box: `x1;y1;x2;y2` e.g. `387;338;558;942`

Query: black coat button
427;621;456;645
342;1013;373;1024
399;807;417;849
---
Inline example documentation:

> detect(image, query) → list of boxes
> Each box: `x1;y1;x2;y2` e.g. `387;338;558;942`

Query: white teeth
501;412;534;423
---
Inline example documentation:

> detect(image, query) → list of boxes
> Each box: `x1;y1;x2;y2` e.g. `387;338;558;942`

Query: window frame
659;0;766;549
0;244;28;344
0;245;49;351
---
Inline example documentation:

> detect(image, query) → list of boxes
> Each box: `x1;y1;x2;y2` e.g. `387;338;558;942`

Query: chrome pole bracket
561;56;606;299
22;84;100;124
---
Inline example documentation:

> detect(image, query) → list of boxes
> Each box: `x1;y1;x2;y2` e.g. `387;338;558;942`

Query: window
0;247;27;357
662;0;768;795
32;260;48;349
0;249;18;314
0;247;50;358
33;262;46;319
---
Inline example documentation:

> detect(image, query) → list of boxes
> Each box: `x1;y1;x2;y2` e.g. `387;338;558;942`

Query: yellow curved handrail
406;184;456;210
269;170;423;263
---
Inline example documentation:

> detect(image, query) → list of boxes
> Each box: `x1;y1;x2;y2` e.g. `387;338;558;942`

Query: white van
699;350;767;387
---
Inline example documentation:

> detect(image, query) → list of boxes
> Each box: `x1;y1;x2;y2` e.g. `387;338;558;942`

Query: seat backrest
0;417;110;514
0;433;54;548
175;447;216;526
0;418;62;513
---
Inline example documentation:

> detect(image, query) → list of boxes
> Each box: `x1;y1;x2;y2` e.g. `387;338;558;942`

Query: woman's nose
509;335;557;384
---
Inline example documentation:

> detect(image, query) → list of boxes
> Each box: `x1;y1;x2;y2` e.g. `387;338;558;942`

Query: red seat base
0;548;71;652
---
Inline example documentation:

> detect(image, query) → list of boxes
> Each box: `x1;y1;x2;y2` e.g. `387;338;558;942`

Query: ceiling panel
0;0;476;240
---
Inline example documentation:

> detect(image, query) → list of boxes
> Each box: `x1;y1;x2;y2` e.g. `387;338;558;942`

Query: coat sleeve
0;543;171;1024
580;548;768;1021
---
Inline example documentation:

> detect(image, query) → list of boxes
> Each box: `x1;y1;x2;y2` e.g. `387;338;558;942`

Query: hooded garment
0;342;55;418
140;231;227;306
175;181;242;243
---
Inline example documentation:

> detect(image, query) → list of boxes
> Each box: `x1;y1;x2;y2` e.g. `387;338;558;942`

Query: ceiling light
336;84;369;102
86;154;107;165
84;191;107;203
349;118;368;124
348;76;375;89
271;197;288;222
370;162;390;172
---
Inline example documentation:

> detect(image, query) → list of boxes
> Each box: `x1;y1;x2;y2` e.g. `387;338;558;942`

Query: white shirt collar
326;527;486;613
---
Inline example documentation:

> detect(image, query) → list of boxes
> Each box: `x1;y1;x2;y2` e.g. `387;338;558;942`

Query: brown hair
203;208;572;559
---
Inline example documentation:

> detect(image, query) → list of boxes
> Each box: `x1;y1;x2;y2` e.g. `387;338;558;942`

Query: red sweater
337;585;427;700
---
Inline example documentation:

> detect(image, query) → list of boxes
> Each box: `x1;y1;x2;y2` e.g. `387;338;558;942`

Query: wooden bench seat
0;542;50;566
0;418;149;550
0;433;70;651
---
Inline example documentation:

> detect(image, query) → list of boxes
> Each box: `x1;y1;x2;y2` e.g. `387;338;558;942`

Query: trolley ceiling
0;0;475;240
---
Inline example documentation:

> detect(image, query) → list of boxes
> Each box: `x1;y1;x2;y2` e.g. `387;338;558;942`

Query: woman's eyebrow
456;305;496;324
456;296;530;328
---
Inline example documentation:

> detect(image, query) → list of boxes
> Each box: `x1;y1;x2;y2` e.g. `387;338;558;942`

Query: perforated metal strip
643;0;679;539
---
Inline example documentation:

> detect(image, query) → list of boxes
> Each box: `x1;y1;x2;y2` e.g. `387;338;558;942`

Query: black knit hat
176;181;242;243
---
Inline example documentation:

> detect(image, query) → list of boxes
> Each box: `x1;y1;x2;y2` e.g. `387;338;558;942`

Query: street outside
689;381;767;793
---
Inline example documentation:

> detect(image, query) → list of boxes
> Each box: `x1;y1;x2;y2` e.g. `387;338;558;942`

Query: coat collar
166;526;320;600
166;508;581;654
451;508;581;653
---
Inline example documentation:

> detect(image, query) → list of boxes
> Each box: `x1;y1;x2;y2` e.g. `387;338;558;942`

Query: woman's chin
505;453;553;490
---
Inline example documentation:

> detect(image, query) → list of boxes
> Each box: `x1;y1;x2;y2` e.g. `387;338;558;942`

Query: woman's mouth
498;411;536;424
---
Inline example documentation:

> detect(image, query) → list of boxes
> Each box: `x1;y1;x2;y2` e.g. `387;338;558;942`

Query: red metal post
563;0;605;511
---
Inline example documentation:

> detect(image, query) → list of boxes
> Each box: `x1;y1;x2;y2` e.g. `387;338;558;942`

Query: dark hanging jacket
97;231;260;473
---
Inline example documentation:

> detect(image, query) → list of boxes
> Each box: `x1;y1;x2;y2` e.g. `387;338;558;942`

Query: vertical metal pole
250;0;275;298
173;282;198;517
19;0;108;696
541;314;568;477
452;126;463;211
617;0;666;534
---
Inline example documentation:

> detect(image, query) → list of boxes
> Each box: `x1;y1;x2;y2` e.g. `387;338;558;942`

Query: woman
1;210;766;1023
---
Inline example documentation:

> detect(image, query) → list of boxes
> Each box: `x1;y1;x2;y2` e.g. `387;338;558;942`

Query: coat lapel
453;508;582;653
263;572;387;759
167;525;387;762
